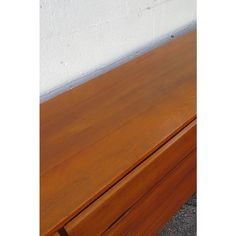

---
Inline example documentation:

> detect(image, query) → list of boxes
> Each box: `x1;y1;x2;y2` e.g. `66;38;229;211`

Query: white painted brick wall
40;0;196;97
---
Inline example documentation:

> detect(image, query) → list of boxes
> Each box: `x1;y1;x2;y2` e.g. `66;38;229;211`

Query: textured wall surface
40;0;196;97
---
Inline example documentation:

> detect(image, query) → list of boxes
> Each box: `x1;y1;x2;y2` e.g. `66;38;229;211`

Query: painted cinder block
40;0;196;98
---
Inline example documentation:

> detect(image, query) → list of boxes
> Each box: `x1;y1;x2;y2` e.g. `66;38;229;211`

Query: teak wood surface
40;31;196;235
65;120;196;236
103;150;196;235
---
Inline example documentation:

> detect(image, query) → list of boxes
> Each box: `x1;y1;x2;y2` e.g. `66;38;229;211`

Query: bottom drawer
103;150;196;235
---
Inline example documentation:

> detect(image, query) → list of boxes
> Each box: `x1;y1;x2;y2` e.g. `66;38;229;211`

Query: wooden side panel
103;150;196;236
65;120;196;236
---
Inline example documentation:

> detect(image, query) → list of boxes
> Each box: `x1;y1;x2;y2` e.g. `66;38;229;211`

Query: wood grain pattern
103;150;196;236
40;31;196;235
51;232;60;236
65;120;196;236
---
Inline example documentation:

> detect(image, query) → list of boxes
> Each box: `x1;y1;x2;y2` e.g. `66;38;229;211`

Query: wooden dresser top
40;31;196;235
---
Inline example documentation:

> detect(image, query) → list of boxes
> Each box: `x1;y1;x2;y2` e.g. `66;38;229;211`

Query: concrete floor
157;194;196;236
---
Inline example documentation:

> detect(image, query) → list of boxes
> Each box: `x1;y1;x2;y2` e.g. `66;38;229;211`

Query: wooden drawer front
103;150;196;235
64;120;196;236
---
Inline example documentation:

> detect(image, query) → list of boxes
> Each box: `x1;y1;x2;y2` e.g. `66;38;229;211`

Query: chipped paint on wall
40;0;196;98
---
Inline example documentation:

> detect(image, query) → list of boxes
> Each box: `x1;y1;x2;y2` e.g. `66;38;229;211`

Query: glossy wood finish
51;232;60;236
40;31;196;235
65;120;196;235
103;150;196;235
